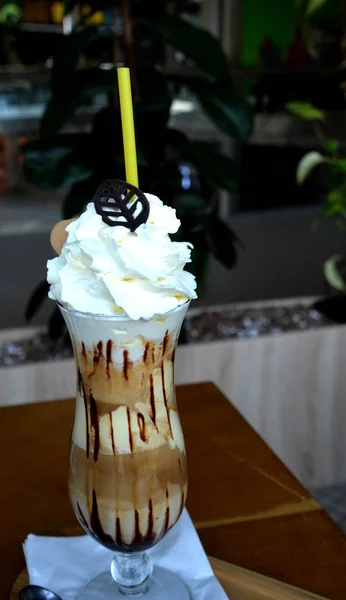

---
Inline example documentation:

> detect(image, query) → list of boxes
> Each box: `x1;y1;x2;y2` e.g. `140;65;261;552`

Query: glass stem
111;551;153;596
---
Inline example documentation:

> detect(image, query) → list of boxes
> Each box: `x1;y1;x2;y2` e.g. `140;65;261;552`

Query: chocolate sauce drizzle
78;368;89;458
116;516;123;546
77;502;89;530
89;393;100;461
90;489;114;544
77;367;82;394
162;330;169;356
147;499;154;539
93;341;103;368
123;349;129;380
132;499;155;548
137;412;146;442
133;510;142;545
149;374;156;426
161;363;173;436
178;457;182;476
110;414;116;455
126;407;133;453
163;489;170;532
178;490;185;519
81;342;86;358
106;339;112;378
143;342;149;364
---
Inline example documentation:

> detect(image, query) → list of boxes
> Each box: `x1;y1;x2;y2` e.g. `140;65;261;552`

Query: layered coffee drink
62;304;188;552
47;182;197;597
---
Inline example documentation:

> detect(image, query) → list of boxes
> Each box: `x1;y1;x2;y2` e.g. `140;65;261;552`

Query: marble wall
176;325;346;488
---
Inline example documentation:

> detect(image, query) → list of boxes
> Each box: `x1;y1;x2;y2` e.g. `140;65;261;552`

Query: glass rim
57;300;190;322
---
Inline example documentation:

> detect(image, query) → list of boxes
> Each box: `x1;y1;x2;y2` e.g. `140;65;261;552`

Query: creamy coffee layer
70;442;187;551
63;304;188;552
72;323;184;456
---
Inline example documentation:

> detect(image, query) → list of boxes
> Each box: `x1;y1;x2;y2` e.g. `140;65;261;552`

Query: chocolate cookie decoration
93;179;150;231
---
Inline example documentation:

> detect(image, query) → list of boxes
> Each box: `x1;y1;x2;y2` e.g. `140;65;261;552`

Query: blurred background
2;0;346;521
0;0;345;328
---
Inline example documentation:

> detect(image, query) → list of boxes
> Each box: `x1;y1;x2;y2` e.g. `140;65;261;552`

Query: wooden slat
209;557;327;600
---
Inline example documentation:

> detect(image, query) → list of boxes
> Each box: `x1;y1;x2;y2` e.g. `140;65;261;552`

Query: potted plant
286;98;346;321
22;0;253;337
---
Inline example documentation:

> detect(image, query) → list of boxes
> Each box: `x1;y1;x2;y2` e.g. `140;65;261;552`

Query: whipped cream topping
47;193;197;320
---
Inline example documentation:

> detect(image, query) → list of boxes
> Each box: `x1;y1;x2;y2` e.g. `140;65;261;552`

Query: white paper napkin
23;510;227;600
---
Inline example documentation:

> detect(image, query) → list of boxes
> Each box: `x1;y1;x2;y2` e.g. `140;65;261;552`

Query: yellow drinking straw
117;67;139;188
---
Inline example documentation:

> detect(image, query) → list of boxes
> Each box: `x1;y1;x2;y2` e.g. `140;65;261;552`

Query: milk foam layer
47;194;197;320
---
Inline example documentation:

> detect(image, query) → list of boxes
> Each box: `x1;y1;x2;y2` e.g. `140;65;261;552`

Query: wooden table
2;382;346;599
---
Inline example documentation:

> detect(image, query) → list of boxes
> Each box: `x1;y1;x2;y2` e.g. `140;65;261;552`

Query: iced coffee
47;185;197;555
62;303;188;552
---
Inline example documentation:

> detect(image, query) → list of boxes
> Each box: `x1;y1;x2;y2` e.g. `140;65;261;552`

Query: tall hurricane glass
60;302;190;600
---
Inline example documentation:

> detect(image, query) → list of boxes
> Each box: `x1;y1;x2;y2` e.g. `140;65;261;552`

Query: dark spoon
18;585;63;600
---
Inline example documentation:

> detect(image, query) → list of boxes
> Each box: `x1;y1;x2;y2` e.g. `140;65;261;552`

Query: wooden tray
11;557;327;600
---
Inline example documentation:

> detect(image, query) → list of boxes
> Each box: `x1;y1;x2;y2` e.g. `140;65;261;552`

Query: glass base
77;566;191;599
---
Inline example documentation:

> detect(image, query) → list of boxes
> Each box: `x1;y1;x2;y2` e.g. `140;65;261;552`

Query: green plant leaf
286;101;325;121
186;79;253;142
188;233;209;296
324;187;346;216
324;139;339;155
202;214;238;269
174;193;208;217
166;127;189;149
91;105;126;177
51;27;99;92
22;136;93;189
335;158;346;173
182;142;239;193
40;94;80;139
308;0;342;30
136;67;172;167
63;188;87;219
48;305;66;341
64;0;78;12
297;151;325;184
137;67;172;112
335;217;346;233
62;177;98;219
0;2;22;23
141;16;230;82
294;0;309;23
306;0;328;17
25;280;50;321
324;254;346;291
152;159;186;204
79;65;118;91
40;68;118;138
167;130;239;192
